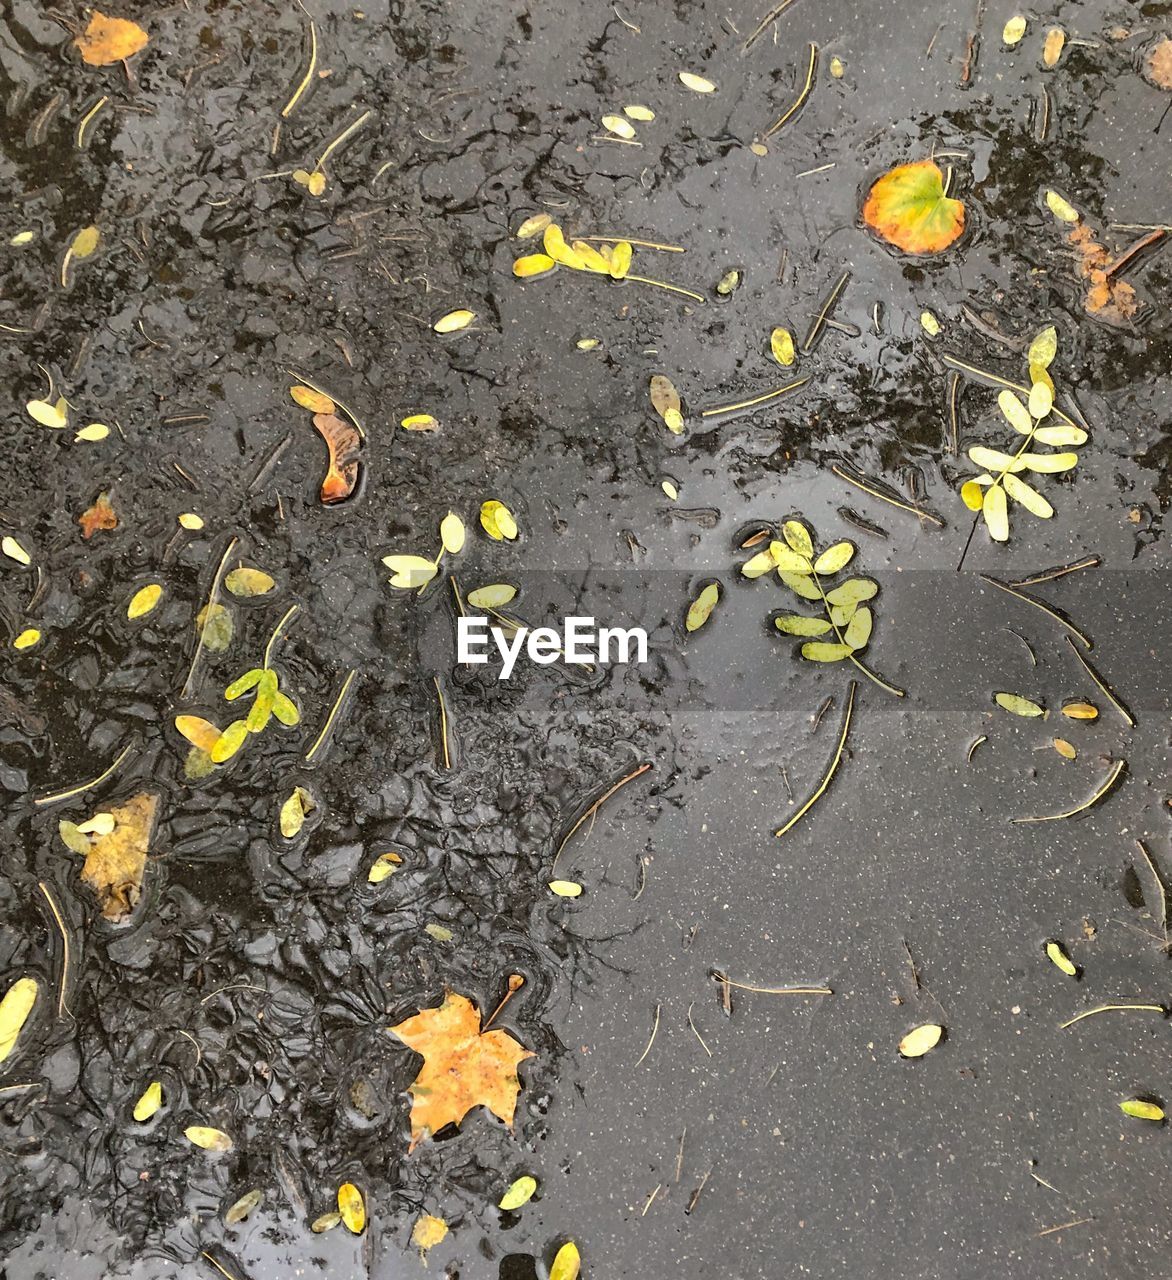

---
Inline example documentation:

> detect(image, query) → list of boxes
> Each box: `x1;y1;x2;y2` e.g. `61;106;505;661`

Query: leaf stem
263;604;299;668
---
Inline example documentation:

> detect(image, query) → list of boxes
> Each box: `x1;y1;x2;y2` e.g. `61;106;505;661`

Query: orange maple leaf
311;412;361;504
389;992;533;1151
75;11;149;67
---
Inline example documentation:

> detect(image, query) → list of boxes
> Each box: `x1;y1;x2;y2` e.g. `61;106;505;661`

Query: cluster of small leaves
513;223;633;283
743;520;876;664
960;326;1086;542
175;665;300;778
383;504;518;592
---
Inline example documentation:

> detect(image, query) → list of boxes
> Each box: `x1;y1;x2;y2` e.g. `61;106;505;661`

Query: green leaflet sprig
211;606;302;765
959;326;1086;543
745;518;905;697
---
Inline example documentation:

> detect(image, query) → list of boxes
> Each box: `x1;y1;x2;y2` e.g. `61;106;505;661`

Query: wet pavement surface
1;0;1170;1277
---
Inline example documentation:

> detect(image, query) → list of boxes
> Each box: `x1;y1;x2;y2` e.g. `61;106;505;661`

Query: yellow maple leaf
389;992;533;1151
75;11;149;66
73;792;158;922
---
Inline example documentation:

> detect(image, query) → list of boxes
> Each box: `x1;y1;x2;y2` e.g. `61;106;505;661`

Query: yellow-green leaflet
770;327;795;366
1002;14;1027;43
983;483;1009;541
312;1212;342;1233
338;1183;365;1233
70;225;100;259
226;1190;262;1224
1019;451;1077;473
468;584;517;609
765;542;807;574
601;114;636;139
0;977;38;1063
225;567;276;596
434;308;475;333
1028;380;1053;419
211;719;249;763
133;1080;163;1120
780;570;822;601
368;851;402;882
969;444;1025;471
997;390;1033;434
1002;473;1053;518
1027;326;1057;369
383;555;439;588
549;1241;582;1280
515;212;552;240
920;310;941;336
13;628;41;649
480;500;519;540
814;541;854;574
499;1175;538;1210
75;423;109;441
741;549;775;579
624;104;655;120
782;520;813;557
825;577;876;606
26;398;68;428
843;606;873;649
899;1023;943;1058
1045;190;1079;222
1045;941;1078;976
440;511;466;554
801;642;852;662
685;582;720;632
775;615;831;637
185;1125;233;1151
995;692;1045;717
128;584;163;618
549;880;583;897
1034;423;1087;446
1119;1099;1164;1122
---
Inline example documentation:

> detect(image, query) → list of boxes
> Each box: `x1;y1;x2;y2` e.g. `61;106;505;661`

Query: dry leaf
75;11;149;65
127;584;162;619
649;375;683;433
383;555;438;589
685;582;720;632
280;786;315;838
368;850;402;883
79;492;117;539
1042;26;1065;67
1053;737;1076;760
863;160;965;254
624;104;655;120
195;602;234;652
389;991;534;1151
1067;223;1141;323
69;792;158;922
311;1213;342;1233
312;412;361;504
1062;701;1098;720
412;1213;448;1256
290;385;335;413
1143;36;1172;90
515;212;552;239
0;976;37;1064
338;1183;365;1234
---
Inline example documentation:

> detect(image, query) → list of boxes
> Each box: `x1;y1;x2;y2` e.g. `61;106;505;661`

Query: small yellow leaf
1045;941;1078;977
440;511;466;554
513;252;557;278
679;71;716;93
76;812;115;836
225;567;276;597
549;880;583;897
412;1213;448;1255
210;719;249;763
608;240;633;280
226;1190;262;1224
69;225;101;260
434;309;475;333
185;1125;233;1151
368;851;403;883
1045;190;1079;222
920;310;941;336
290;385;335;414
75;12;148;66
550;1241;581;1280
1062;701;1099;720
128;584;163;618
829;55;845;77
741;549;775;579
576;338;600;350
1002;15;1027;44
515;212;552;240
782;520;814;557
13;628;41;650
401;413;439;431
813;541;855;574
280;787;315;838
601;114;636;139
685;582;720;632
1120;1099;1165;1122
1027;325;1058;370
10;231;35;246
982;482;1009;542
899;1023;943;1058
661;480;678;500
382;554;439;588
499;1175;537;1210
178;512;204;531
307;170;326;197
569;240;612;274
74;423;110;441
1028;379;1053;419
338;1183;365;1234
133;1080;163;1121
625;104;655;120
770;327;795;366
175;715;221;753
2;536;31;566
0;976;38;1063
1042;26;1065;67
543;224;587;270
995;691;1045;717
997;389;1033;434
480;500;518;541
311;1212;342;1233
1053;737;1076;760
291;169;312;188
26;398;68;429
960;479;986;511
467;584;517;609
